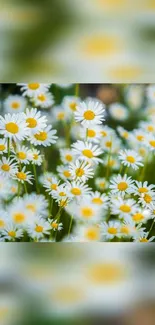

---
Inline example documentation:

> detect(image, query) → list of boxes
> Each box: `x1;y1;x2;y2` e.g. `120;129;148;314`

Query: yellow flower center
26;204;36;212
99;181;105;188
59;192;66;197
149;140;155;147
35;225;43;233
63;170;71;178
117;182;128;191
0;220;5;228
0;144;5;151
26;117;37;128
87;129;96;137
92;197;103;205
5;122;19;134
37;93;46;101
82;149;93;158
86;227;100;241
34;131;47;141
33;154;38;160
57;112;65;120
76;168;84;177
120;204;131;213
28;83;40;90
123;132;128;139
82;35;119;56
136;135;144;141
17;152;26;160
144;194;152;203
87;262;125;284
126;156;135;163
108;227;117;235
51;222;58;229
84;110;95;120
69;102;77;111
1;164;10;172
147;125;154;132
71;187;81;195
120;226;130;235
105;141;112;148
139;148;146;156
65;154;72;162
60;200;67;207
11;101;20;109
138;187;148;193
81;207;93;218
16;172;26;180
51;184;57;190
100;131;107;137
8;230;16;237
140;238;148;243
132;213;144;222
13;213;26;223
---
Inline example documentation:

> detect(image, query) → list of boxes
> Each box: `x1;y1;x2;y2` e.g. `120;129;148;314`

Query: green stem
75;84;79;97
86;128;88;141
106;136;113;180
23;182;28;194
68;215;73;236
18;182;20;197
49;197;53;215
33;164;39;194
147;220;155;238
7;138;10;158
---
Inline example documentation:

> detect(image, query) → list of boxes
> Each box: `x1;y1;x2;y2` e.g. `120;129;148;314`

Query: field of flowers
0;83;155;242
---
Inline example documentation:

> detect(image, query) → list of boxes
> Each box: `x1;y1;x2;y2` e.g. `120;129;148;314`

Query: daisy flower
29;125;57;147
13;145;30;165
131;208;152;224
33;92;54;109
13;166;34;184
99;125;114;139
0;157;18;178
2;222;23;241
144;134;155;151
117;126;130;140
69;200;102;223
39;172;55;185
119;149;143;170
100;221;120;240
134;232;155;243
138;192;155;208
48;218;63;231
103;155;120;171
23;193;48;217
74;99;105;127
121;218;145;239
146;84;155;103
101;135;121;153
43;177;60;194
110;174;134;196
0;176;14;199
27;217;50;240
109;103;129;121
131;181;155;197
23;108;47;134
139;121;155;134
69;160;94;182
72;141;103;165
3;95;26;113
51;183;69;203
60;149;75;164
52;106;68;122
80;125;102;143
57;165;72;181
0;139;8;155
0;113;28;141
28;148;43;166
66;181;91;199
129;129;147;145
0;211;9;231
95;177;108;191
90;191;109;209
62;96;80;113
76;225;101;242
111;197;138;218
7;199;30;226
18;83;50;97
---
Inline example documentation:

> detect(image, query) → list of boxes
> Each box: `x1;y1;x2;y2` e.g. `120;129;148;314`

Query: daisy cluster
0;83;155;242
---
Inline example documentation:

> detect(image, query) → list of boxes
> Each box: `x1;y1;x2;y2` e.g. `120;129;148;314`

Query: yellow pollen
108;159;115;167
82;149;93;158
33;154;38;160
60;200;67;207
16;172;26;180
108;227;117;235
84;110;95;120
99;182;105;188
71;187;81;195
0;144;5;151
59;192;66;197
8;230;16;237
28;83;40;90
117;182;128;191
87;129;96;137
57;112;65;120
149;140;155;147
144;194;152;203
0;220;5;228
136;135;144;141
106;141;112;148
35;225;43;233
147;125;154;132
76;168;84;177
120;226;130;235
140;238;148;243
26;204;36;212
26;117;37;128
13;213;25;223
120;205;131;213
126;156;135;163
65;154;72;162
86;227;100;241
17;152;26;160
51;222;58;229
123;132;128;139
69;102;77;111
34;131;47;141
11;101;20;109
81;207;93;218
63;170;71;178
100;131;107;137
1;164;10;172
37;94;46;101
138;187;148;193
51;184;57;190
92;197;103;205
5;122;19;134
132;213;144;222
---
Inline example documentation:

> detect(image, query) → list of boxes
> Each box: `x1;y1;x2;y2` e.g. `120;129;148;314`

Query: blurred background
1;0;155;82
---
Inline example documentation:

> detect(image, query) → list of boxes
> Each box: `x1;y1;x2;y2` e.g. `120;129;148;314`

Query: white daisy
131;208;152;224
125;85;144;110
131;181;155;197
29;125;57;147
138;192;155;208
117;126;130;140
100;221;120;240
69;160;94;182
23;193;48;217
48;218;63;231
76;224;101;242
28;148;43;166
144;134;155;151
99;125;114;139
18;83;50;97
103;155;120;171
7;199;30;226
3;95;26;113
72;141;103;165
0;176;15;199
109;103;129;121
0;113;28;141
95;177;108;191
80;125;102;143
139;121;155;134
0;139;8;155
0;157;18;178
119;149;143;170
33;92;54;109
52;106;68;122
62;96;80;113
121;218;145;239
60;149;75;164
74;99;105;127
57;165;72;181
68;200;101;223
23;108;47;134
111;197;138;218
90;191;109;209
27;216;50;240
51;183;69;204
0;211;9;231
39;172;55;185
101;135;121;153
66;181;91;199
43;177;60;195
2;222;23;241
13;145;30;165
134;232;155;243
13;166;33;184
110;174;134;196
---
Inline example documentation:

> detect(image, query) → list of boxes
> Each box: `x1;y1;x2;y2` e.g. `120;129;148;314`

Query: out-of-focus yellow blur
1;0;155;82
0;244;155;324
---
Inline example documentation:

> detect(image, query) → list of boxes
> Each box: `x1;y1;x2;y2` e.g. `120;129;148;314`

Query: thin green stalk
106;136;113;180
18;182;20;197
68;215;73;236
23;182;28;194
49;197;53;215
147;220;155;239
33;164;39;194
86;128;88;140
7;138;10;158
